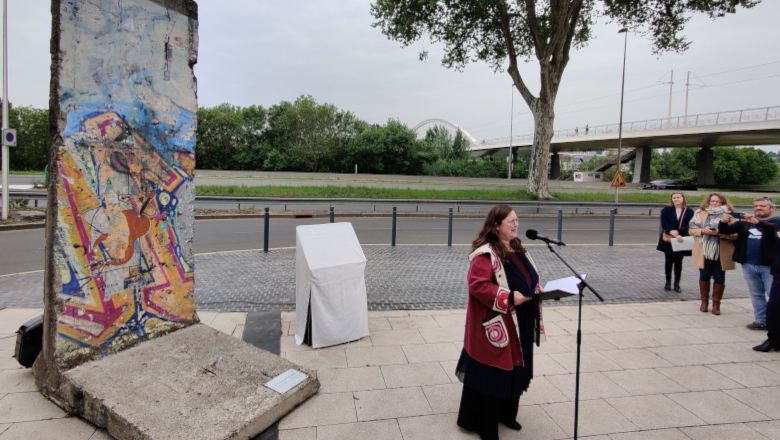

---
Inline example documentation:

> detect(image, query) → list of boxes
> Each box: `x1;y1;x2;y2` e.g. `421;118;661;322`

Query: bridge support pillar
697;147;715;186
632;146;652;184
550;152;561;180
507;147;516;179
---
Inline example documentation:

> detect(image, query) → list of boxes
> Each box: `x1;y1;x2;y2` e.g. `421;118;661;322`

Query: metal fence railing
476;105;780;147
257;207;629;250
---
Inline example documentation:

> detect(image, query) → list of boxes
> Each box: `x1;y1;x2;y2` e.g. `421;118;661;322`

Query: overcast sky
7;0;780;145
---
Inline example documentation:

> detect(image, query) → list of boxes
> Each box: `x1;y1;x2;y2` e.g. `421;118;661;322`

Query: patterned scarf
690;205;729;260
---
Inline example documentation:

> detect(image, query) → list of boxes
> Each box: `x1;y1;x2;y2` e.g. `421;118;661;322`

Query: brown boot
712;283;724;315
699;281;710;313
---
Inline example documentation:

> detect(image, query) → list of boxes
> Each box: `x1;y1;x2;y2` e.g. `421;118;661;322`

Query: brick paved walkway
0;245;752;312
3;300;779;440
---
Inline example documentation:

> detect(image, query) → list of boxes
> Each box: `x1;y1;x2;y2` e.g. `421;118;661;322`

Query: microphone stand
545;242;604;440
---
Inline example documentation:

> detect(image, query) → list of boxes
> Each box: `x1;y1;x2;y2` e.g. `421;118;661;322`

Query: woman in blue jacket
657;192;695;292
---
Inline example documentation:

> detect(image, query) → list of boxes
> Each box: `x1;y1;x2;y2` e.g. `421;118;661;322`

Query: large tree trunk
526;101;555;199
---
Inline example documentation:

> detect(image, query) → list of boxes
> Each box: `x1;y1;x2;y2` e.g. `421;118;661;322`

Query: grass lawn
8;170;45;175
196;185;757;205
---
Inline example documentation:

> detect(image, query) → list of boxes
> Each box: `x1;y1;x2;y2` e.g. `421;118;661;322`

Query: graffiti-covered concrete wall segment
47;0;199;368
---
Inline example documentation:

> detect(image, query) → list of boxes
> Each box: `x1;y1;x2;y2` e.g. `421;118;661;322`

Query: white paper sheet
265;369;308;394
542;275;586;295
671;236;694;252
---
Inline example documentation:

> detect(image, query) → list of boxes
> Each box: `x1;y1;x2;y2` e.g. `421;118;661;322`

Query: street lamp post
1;0;9;220
508;83;513;180
614;28;628;205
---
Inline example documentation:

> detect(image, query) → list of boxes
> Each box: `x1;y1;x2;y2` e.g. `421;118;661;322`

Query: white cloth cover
295;223;369;348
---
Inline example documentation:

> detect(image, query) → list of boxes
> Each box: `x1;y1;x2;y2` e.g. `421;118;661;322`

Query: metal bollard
609;209;615;247
392;207;397;247
557;209;563;242
330;206;334;223
448;208;453;246
264;207;270;253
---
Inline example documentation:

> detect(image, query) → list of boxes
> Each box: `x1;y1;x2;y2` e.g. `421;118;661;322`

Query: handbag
482;315;509;348
662;210;685;243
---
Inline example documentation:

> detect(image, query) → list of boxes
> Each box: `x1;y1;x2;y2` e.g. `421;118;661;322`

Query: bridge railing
475;105;780;147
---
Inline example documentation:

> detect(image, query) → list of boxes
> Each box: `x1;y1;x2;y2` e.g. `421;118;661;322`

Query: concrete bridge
413;105;780;184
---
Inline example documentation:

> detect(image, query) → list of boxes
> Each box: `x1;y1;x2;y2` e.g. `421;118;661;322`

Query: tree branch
521;0;546;60
557;0;583;81
494;0;537;107
544;0;573;62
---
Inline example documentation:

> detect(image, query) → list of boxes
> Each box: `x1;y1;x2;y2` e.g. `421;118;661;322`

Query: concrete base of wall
35;324;319;440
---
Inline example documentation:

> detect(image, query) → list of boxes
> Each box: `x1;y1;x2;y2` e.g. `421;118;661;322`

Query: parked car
642;179;697;190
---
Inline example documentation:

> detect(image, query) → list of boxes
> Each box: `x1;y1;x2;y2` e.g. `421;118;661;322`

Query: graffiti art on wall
53;0;199;364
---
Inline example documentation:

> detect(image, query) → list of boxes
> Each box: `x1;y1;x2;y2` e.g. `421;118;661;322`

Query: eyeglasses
501;220;519;227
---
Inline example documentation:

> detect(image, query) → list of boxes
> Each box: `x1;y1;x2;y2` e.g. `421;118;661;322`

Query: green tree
653;148;698;184
713;148;746;185
265;96;350;172
342;119;423;175
423;125;453;161
195;103;267;170
738;147;780;185
339;125;388;174
512;154;531;179
5;107;50;171
650;147;778;186
425;156;509;178
370;0;760;198
451;130;470;161
712;147;778;185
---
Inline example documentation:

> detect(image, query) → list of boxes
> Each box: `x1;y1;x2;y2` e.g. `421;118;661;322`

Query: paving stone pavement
0;245;751;312
3;299;779;440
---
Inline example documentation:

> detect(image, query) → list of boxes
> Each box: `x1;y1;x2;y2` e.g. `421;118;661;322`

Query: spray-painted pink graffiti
50;0;199;365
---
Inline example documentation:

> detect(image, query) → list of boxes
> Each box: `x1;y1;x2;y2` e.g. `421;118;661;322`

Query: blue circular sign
5;132;13;142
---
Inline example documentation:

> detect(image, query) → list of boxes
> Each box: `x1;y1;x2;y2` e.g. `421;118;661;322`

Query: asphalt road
0;216;661;276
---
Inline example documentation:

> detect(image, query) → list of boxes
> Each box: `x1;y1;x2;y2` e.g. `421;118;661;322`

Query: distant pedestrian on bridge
689;193;738;315
585;124;589;135
657;192;694;293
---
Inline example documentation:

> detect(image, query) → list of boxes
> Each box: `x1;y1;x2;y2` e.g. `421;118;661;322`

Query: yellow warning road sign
611;171;626;188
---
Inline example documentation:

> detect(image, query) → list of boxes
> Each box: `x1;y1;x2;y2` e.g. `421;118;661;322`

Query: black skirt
455;297;536;400
455;349;529;400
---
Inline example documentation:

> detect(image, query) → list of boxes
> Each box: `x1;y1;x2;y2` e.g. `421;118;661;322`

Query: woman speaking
456;204;542;440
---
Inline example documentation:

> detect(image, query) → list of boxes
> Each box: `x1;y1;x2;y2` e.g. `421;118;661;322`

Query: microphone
526;229;566;246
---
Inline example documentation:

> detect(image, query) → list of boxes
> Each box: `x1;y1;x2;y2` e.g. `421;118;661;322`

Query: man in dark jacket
742;211;780;352
720;197;779;330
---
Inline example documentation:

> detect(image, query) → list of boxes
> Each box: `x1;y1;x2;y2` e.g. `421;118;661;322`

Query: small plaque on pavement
265;369;308;394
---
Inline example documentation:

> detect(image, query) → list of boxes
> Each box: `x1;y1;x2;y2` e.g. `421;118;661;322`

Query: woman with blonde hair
657;191;695;292
456;204;543;439
689;193;738;314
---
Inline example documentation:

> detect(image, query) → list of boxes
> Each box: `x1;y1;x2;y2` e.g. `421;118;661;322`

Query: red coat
464;253;524;371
